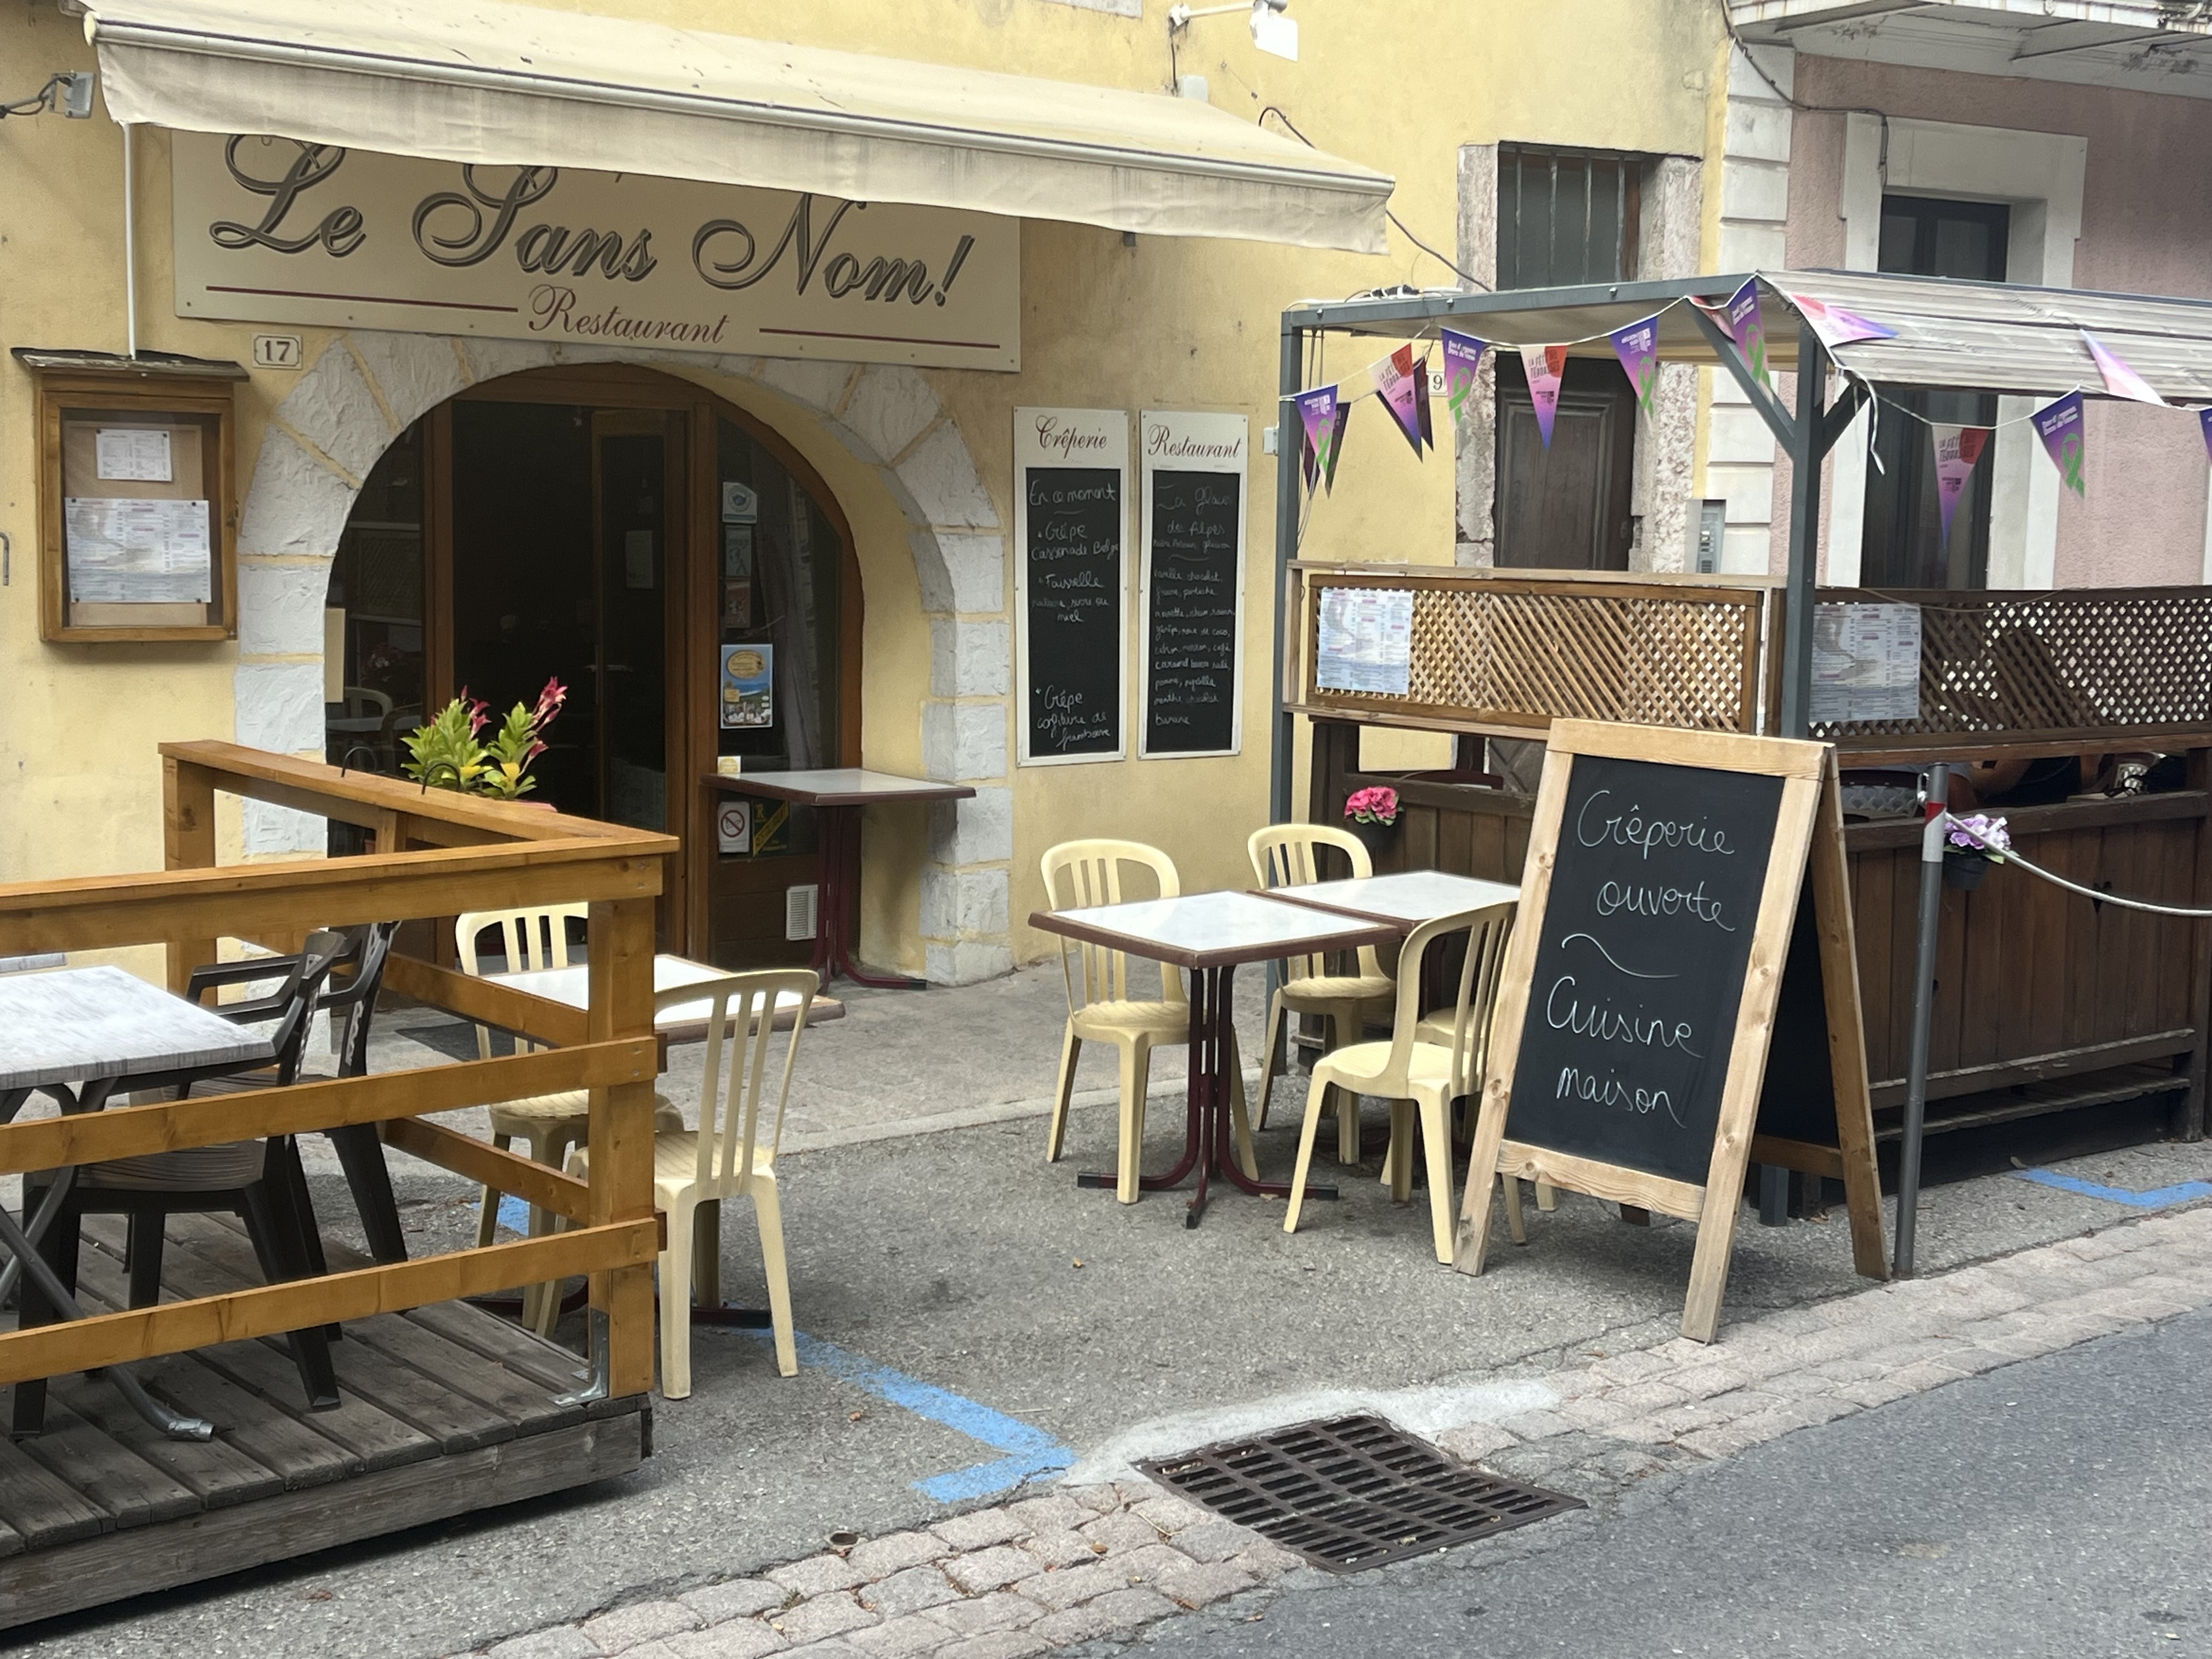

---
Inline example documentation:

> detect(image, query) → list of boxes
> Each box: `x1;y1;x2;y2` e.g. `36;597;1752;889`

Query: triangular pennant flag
1609;314;1661;415
2032;391;2086;498
1784;290;1898;350
2081;329;2166;405
1726;276;1773;391
1296;384;1339;494
1932;424;1991;548
1323;396;1350;491
2200;407;2212;464
1440;329;1487;428
1372;343;1427;457
1415;353;1435;452
1521;345;1566;450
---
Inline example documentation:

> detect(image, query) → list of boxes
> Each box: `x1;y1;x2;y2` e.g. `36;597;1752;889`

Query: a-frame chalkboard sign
1453;720;1884;1342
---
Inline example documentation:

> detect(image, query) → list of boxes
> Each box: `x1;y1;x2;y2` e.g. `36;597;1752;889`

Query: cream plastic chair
1248;825;1396;1160
570;969;817;1397
457;904;681;1333
1284;902;1523;1263
1041;840;1255;1203
1416;959;1556;1217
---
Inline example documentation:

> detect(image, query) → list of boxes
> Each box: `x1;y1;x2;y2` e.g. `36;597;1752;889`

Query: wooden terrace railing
0;742;676;1401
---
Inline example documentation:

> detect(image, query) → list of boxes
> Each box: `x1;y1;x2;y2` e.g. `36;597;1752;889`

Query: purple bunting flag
1297;383;1348;494
2200;407;2212;464
1521;345;1567;450
1416;353;1435;452
2032;391;2086;498
1609;314;1661;414
1726;276;1772;391
1932;424;1991;549
2082;329;2166;406
1784;290;1899;350
1372;343;1429;457
1441;329;1487;428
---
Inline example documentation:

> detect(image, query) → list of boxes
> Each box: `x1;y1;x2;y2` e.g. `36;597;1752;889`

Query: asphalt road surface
1118;1306;2212;1658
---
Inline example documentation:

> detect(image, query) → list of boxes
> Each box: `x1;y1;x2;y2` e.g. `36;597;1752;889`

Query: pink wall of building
1778;56;2212;590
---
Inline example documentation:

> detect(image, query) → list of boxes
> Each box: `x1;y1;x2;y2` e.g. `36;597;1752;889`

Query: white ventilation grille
785;884;820;942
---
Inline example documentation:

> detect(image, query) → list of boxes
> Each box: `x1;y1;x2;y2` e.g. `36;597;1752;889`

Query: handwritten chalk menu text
1140;412;1247;757
1016;409;1128;764
1504;755;1785;1184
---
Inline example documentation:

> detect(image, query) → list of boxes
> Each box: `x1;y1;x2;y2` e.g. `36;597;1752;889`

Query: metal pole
122;122;139;359
1268;319;1302;830
1893;761;1950;1278
1759;320;1830;1226
1779;320;1826;741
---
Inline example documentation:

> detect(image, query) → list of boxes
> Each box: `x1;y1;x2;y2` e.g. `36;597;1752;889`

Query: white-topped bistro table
494;952;843;1040
0;965;277;1441
703;769;975;990
1263;870;1521;933
1029;891;1398;1226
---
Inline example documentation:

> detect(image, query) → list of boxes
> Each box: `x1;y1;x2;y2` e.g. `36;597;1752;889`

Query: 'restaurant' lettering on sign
172;133;1020;371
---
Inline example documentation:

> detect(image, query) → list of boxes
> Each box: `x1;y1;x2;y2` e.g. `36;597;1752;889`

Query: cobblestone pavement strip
460;1204;2212;1659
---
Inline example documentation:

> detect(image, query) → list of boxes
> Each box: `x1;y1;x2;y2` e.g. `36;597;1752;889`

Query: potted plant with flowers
403;678;567;802
1344;784;1401;861
1943;811;2009;890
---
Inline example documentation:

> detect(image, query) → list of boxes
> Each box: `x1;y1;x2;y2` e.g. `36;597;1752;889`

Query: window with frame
1496;145;1643;289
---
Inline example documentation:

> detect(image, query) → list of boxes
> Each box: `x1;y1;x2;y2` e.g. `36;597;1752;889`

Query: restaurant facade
0;0;1737;983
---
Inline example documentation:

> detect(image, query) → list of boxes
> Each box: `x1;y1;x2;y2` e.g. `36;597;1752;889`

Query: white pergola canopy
74;0;1395;253
1728;2;2212;99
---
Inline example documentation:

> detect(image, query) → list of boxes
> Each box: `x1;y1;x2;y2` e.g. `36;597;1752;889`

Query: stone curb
468;1204;2212;1659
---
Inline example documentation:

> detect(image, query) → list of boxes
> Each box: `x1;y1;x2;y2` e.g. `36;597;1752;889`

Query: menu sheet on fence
1810;602;1921;725
64;496;213;603
1314;587;1414;696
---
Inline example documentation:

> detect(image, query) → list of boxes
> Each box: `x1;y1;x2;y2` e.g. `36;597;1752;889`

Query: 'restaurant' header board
171;132;1020;371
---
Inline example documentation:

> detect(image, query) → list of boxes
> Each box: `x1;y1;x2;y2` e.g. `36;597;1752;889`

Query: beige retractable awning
74;0;1394;253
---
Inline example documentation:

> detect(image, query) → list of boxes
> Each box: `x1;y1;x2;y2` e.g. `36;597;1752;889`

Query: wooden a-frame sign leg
1452;724;1885;1344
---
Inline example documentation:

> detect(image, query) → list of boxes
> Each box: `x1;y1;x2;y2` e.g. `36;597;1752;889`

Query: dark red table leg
1208;964;1339;1209
816;803;927;990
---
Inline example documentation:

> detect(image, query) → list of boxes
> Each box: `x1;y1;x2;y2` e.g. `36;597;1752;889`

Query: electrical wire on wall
1716;0;1894;176
1257;106;1489;292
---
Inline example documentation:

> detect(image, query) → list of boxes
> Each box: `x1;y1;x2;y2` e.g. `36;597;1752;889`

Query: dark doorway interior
1861;195;2010;590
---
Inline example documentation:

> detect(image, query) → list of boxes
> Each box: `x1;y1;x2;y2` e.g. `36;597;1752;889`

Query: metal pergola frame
1262;269;2198;1277
1267;272;1870;832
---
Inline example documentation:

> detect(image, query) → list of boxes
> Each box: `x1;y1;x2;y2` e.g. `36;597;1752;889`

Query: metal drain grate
1139;1413;1583;1573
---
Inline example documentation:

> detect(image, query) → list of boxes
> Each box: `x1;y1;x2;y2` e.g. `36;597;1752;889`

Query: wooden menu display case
14;349;247;643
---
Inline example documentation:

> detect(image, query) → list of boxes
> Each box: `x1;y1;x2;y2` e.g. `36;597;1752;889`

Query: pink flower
1344;785;1400;825
533;676;568;729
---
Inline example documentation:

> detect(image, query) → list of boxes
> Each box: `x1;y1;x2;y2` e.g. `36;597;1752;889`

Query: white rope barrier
1943;812;2212;919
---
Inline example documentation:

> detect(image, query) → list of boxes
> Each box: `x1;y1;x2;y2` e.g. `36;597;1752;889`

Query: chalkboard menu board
1139;411;1247;757
1502;753;1784;1184
1454;721;1872;1341
1015;409;1127;764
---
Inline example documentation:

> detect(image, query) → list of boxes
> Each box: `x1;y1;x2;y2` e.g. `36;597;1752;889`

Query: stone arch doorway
234;332;1014;981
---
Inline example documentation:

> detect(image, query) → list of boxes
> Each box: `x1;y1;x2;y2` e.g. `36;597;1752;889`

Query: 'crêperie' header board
1454;719;1882;1341
1015;408;1127;765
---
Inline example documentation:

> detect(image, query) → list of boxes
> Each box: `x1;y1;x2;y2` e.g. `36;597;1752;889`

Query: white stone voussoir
281;342;395;483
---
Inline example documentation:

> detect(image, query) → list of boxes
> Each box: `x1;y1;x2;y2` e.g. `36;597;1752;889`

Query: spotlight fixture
1167;0;1297;64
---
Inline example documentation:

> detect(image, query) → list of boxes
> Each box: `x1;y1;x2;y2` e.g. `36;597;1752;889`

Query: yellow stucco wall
0;0;1724;977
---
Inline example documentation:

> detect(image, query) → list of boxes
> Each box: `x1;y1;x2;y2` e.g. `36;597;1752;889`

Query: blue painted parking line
2016;1169;2212;1209
748;1329;1074;1503
496;1193;532;1234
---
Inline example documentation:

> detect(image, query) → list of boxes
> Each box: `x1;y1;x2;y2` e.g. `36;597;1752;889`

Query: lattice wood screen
1295;568;1766;733
1810;586;2212;748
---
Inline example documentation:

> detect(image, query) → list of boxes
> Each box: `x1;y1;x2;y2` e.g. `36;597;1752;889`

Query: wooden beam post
589;895;661;1397
162;756;218;994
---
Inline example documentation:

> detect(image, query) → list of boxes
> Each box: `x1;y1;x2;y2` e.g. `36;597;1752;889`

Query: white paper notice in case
1314;586;1415;696
1810;602;1922;724
93;428;173;483
64;496;213;603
